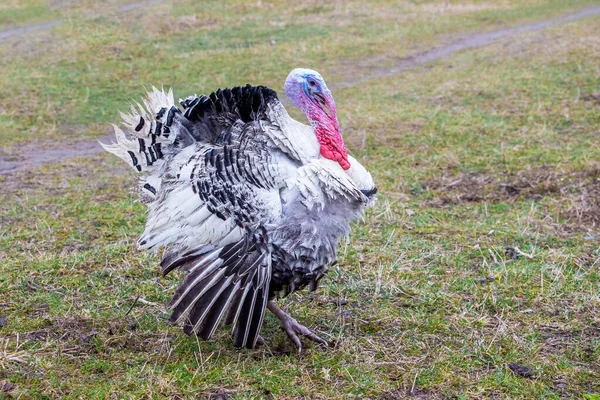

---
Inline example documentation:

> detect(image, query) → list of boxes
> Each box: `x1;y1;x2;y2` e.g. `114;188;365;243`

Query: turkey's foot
267;300;329;352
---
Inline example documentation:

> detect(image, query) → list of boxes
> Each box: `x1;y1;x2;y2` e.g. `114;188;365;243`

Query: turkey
101;68;376;351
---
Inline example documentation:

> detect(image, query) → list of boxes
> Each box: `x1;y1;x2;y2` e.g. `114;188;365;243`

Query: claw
268;300;329;352
281;317;328;353
255;335;265;347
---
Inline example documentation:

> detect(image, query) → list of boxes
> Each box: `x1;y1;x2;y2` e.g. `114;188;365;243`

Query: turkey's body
102;71;375;349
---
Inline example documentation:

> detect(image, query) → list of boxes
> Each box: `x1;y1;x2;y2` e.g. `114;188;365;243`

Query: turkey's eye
308;79;317;86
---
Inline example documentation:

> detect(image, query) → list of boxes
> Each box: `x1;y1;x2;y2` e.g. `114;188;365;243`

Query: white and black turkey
102;68;376;351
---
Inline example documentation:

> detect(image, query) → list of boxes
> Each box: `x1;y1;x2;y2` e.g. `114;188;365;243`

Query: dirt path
0;138;105;174
333;5;600;88
1;5;599;175
0;0;168;42
0;20;62;42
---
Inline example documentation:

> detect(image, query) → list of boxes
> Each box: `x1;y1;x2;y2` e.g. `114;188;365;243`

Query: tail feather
100;87;178;200
230;252;270;349
245;287;268;347
160;245;218;276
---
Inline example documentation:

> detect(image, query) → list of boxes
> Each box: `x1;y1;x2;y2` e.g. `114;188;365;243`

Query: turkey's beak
361;187;378;198
314;90;337;122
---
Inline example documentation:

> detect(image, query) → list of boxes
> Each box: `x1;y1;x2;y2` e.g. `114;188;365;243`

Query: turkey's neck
268;101;321;161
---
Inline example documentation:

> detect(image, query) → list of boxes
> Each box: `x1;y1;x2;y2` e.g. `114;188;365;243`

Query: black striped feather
183;274;235;335
160;246;218;276
223;286;246;326
197;280;242;340
169;266;226;324
178;85;278;145
164;234;271;348
232;283;269;349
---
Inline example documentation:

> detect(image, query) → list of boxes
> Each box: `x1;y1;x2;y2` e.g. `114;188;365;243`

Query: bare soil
424;166;565;204
424;165;600;228
0;134;113;175
0;20;62;42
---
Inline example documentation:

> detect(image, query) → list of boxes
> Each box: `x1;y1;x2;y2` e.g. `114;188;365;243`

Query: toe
280;325;303;352
287;330;303;352
292;322;329;346
303;330;329;346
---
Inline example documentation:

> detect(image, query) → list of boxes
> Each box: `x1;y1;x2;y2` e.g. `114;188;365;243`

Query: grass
0;1;59;30
1;0;599;398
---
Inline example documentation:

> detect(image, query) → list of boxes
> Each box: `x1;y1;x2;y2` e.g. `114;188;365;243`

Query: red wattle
315;125;350;170
300;92;350;170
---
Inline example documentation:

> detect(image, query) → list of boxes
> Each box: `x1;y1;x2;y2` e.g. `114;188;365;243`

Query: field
1;0;599;398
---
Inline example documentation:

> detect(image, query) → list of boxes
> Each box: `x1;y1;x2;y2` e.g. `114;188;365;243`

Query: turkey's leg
267;300;329;352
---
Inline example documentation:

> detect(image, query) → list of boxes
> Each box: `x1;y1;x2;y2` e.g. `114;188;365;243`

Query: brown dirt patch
23;316;99;358
562;174;600;228
539;324;600;360
423;165;600;232
581;93;600;105
25;316;97;343
0;151;129;198
380;387;444;400
0;21;61;42
424;166;572;204
0;132;113;176
0;380;15;392
424;166;600;226
23;315;174;356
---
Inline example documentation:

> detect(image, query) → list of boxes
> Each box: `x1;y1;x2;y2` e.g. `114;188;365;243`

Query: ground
0;1;599;399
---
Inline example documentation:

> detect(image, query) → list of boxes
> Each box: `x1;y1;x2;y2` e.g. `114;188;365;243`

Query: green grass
1;0;599;399
0;0;59;30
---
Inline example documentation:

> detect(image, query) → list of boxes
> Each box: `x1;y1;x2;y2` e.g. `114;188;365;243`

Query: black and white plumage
102;69;376;350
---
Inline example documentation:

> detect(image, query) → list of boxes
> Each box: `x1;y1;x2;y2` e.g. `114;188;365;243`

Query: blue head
284;68;349;169
284;68;336;118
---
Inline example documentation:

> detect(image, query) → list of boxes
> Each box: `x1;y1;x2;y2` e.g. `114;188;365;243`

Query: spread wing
147;122;290;348
104;85;299;348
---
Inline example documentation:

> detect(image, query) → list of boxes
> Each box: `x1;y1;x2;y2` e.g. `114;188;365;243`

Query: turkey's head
284;68;350;170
